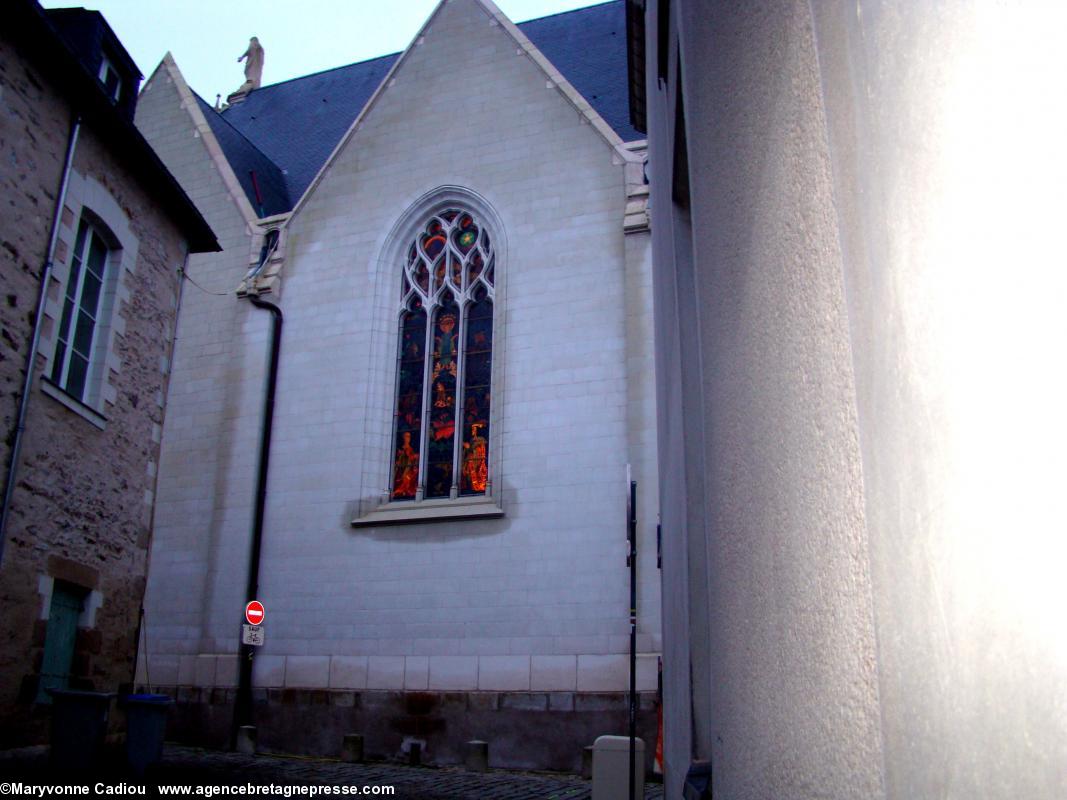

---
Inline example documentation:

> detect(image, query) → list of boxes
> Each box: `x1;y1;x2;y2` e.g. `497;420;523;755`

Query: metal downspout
0;116;82;567
232;293;283;744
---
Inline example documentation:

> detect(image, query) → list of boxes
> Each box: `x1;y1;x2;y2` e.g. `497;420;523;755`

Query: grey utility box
592;735;645;800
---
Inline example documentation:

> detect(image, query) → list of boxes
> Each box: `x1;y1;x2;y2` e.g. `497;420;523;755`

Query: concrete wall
136;0;661;764
649;1;1067;797
0;31;190;745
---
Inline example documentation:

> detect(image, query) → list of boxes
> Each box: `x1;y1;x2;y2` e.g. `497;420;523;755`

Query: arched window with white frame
392;208;495;501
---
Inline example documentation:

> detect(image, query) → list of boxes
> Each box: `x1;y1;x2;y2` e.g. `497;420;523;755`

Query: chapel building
134;0;660;768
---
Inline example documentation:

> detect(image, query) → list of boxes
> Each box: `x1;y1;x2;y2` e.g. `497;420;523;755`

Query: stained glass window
391;209;495;501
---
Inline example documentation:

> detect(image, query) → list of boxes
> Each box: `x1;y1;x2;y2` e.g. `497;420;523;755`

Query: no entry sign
245;600;265;626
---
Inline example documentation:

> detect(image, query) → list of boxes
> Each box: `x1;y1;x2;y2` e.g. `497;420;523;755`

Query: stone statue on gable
226;36;264;105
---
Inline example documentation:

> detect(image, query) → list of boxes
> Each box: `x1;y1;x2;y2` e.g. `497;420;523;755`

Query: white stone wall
136;61;269;688
137;0;660;694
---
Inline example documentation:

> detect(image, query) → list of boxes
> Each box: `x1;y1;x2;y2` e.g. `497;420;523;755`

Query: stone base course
145;686;658;774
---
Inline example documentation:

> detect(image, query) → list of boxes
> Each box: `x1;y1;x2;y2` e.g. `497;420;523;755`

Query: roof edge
284;0;625;228
281;0;453;225
11;2;217;252
476;0;625;150
151;52;260;228
191;90;292;213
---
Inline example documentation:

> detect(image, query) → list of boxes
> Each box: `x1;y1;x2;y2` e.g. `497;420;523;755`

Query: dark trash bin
123;693;173;775
47;689;115;770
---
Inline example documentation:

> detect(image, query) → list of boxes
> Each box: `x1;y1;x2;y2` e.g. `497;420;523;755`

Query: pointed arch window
392;209;495;501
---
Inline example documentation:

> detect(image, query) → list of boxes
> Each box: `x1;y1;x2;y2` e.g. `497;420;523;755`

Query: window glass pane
80;270;102;317
73;310;95;357
57;298;75;346
450;251;462;286
461;294;492;495
103;68;121;101
433;255;446;289
51;340;67;385
414;261;429;293
66;352;88;400
422;223;446;260
463;351;490;389
392;307;426;500
66;222;89;302
451;214;478;255
426;296;459;498
86;232;107;280
466;251;483;287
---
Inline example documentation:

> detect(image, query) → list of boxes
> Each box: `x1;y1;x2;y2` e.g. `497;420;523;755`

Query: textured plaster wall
0;32;190;744
137;0;661;698
650;1;886;796
681;2;884;796
651;1;1067;798
810;2;1067;797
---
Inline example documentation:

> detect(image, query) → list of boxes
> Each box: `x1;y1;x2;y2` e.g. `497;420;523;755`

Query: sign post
626;468;637;800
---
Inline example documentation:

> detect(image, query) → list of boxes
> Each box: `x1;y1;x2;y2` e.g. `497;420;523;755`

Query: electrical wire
179;267;232;297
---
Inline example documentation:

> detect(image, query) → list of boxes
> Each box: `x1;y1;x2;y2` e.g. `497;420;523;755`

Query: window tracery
391;209;494;501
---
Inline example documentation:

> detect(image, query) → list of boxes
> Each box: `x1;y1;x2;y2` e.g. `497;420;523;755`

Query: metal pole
628;478;637;800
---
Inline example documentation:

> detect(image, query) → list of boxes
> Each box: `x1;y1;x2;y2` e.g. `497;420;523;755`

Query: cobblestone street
1;744;665;800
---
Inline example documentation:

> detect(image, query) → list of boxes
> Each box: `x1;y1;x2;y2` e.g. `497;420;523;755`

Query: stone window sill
40;378;107;430
351;494;504;528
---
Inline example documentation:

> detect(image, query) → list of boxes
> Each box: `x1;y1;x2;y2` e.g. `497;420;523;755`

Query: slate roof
216;53;399;209
204;0;634;216
195;94;292;217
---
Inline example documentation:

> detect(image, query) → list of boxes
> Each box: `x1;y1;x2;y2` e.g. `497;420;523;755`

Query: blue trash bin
47;689;115;770
123;693;173;775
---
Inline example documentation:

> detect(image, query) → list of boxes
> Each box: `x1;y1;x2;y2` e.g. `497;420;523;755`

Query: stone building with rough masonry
134;0;661;770
0;1;217;747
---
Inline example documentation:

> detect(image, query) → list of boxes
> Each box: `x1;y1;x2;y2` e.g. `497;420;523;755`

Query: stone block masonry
0;31;192;746
151;685;659;774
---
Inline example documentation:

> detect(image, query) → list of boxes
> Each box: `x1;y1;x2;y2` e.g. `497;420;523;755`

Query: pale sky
38;0;603;103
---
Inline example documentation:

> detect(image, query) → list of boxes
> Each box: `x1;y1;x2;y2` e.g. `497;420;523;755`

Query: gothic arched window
392;209;495;501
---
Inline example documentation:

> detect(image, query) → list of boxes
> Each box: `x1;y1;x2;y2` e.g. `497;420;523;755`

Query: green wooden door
37;583;85;703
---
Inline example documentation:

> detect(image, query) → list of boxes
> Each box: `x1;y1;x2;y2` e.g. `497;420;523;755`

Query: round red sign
245;600;265;626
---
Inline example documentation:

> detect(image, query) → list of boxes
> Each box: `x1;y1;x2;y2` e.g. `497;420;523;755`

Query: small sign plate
242;624;265;646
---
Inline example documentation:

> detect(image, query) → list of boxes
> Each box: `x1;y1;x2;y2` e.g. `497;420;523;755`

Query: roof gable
197;0;633;217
